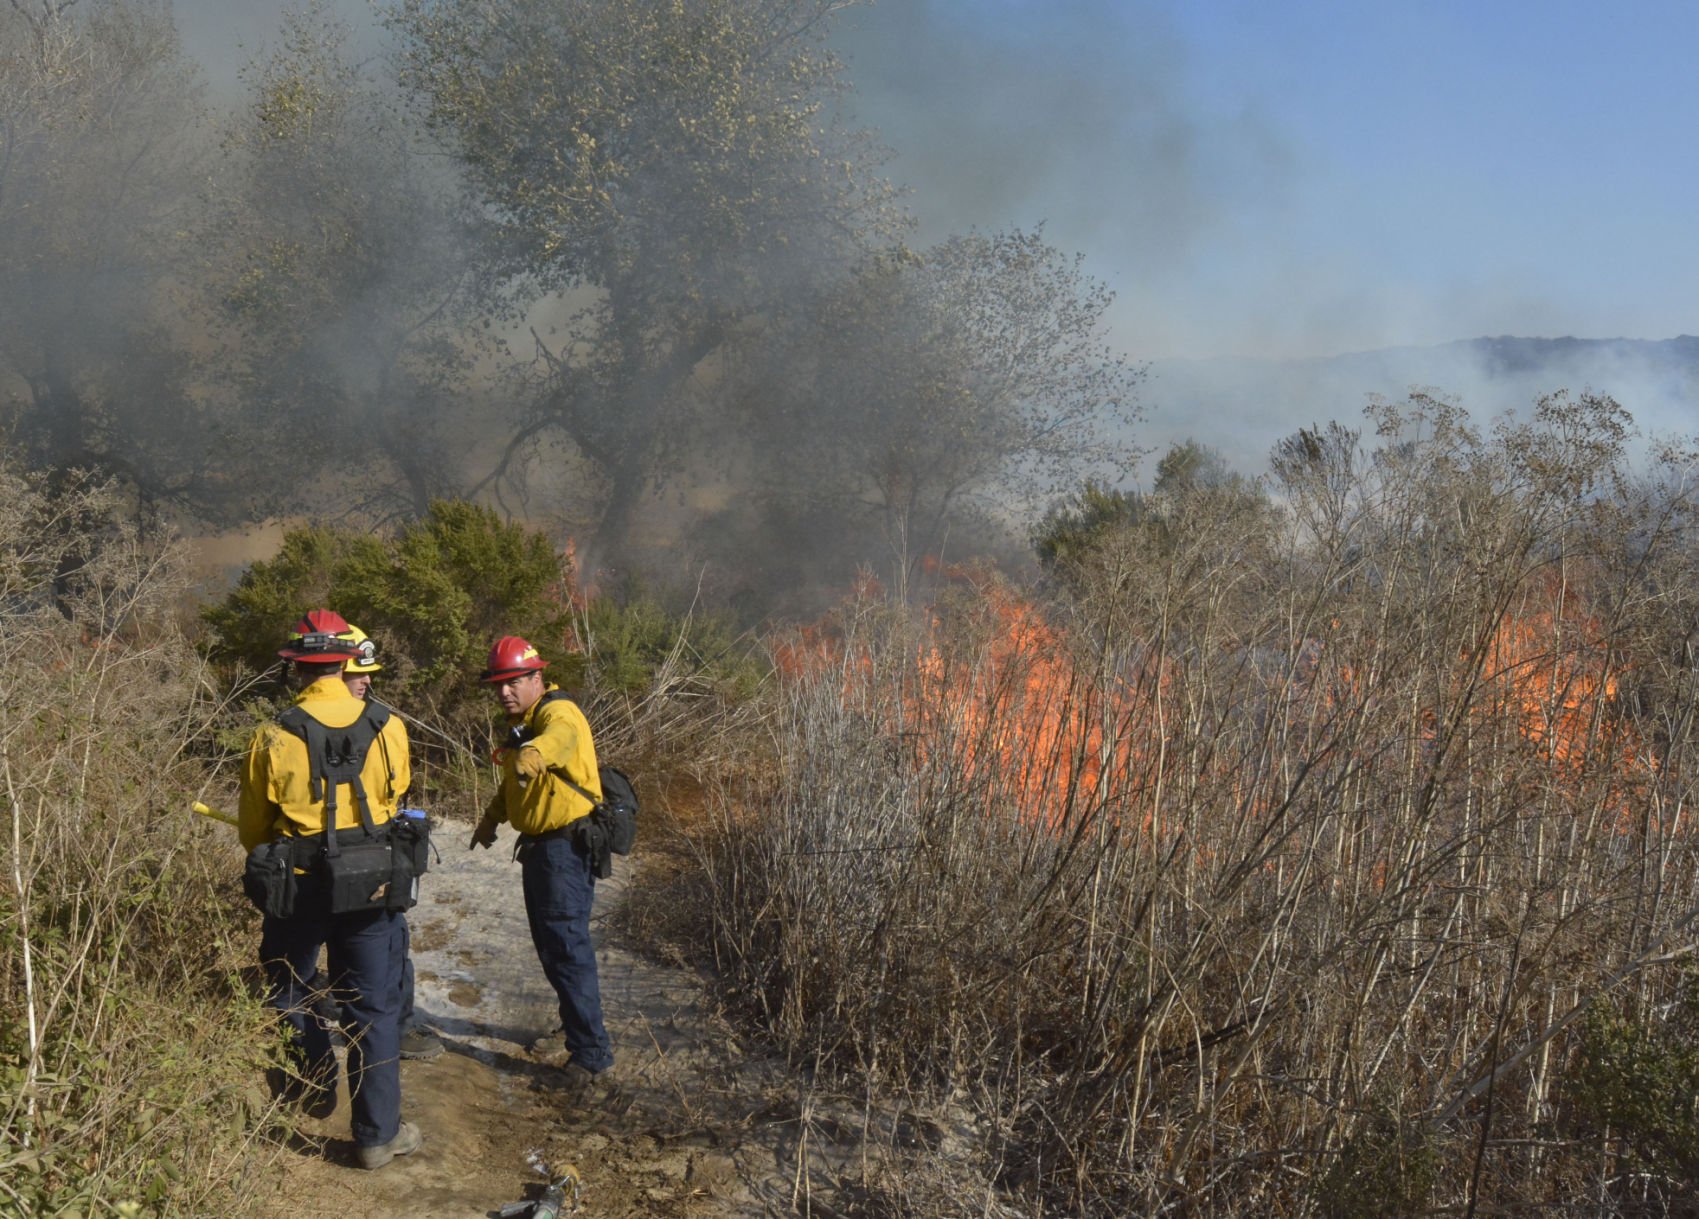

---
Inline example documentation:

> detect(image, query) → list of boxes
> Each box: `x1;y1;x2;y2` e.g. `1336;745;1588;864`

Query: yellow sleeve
237;726;279;853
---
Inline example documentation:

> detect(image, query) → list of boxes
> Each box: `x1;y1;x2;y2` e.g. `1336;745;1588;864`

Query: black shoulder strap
527;691;599;806
277;704;389;853
366;699;398;800
276;706;326;804
559;774;599;807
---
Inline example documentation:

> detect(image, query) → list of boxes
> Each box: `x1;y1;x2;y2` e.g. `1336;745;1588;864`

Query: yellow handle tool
190;801;238;828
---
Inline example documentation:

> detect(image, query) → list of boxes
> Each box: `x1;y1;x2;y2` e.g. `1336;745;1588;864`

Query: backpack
528;691;639;875
566;765;639;856
276;701;394;833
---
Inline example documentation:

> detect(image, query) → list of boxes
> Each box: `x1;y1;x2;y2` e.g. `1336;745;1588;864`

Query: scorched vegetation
694;393;1699;1217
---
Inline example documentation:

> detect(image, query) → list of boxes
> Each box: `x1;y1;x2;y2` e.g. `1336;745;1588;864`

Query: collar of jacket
295;674;359;708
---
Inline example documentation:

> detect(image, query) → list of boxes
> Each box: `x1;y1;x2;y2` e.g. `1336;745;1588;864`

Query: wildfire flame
775;563;1648;841
775;566;1160;833
1485;579;1628;770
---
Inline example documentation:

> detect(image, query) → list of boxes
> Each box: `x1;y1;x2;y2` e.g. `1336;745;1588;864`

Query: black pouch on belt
321;827;399;914
242;838;298;919
385;812;432;910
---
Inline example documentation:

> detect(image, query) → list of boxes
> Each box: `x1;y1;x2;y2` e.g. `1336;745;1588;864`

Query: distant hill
1142;336;1699;477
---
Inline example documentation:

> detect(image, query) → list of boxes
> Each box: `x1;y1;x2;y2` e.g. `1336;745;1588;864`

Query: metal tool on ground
496;1167;581;1218
190;800;238;827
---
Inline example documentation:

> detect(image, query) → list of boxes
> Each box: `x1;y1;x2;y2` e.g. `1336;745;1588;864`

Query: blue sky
180;0;1696;364
833;0;1697;359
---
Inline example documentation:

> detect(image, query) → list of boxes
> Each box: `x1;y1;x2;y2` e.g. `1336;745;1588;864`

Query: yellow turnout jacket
238;675;411;852
486;684;601;837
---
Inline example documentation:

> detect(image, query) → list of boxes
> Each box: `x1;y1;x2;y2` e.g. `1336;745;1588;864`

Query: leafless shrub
0;465;275;1214
702;394;1699;1216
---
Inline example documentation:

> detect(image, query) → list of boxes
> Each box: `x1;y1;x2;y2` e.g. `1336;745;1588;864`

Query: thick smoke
832;1;1215;257
828;0;1296;359
172;0;379;96
0;0;213;500
4;0;1691;614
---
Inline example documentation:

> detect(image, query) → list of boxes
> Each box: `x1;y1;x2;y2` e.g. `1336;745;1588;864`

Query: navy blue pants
519;833;613;1073
260;901;404;1147
308;913;417;1028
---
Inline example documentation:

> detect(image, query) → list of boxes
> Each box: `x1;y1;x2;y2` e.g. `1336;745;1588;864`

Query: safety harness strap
277;702;393;855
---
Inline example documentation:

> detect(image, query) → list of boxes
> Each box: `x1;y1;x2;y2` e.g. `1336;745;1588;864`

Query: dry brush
0;466;277;1214
702;395;1699;1217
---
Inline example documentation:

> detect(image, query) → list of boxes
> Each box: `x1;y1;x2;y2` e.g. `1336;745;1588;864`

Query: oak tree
742;229;1143;584
389;0;903;560
206;4;503;520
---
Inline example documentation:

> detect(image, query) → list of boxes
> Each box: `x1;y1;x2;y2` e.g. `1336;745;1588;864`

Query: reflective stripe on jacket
490;684;601;837
237;676;412;851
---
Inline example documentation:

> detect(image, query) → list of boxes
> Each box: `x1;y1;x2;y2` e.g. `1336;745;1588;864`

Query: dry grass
0;467;279;1214
697;396;1699;1216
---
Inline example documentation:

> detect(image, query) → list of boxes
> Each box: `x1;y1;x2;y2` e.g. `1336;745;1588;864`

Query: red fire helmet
480;635;548;683
277;608;362;663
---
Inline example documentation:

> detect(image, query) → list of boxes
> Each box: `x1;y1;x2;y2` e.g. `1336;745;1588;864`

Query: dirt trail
255;842;822;1219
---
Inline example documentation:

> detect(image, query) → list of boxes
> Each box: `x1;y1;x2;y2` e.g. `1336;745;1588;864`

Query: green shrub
203;502;768;774
1564;981;1699;1198
202;501;576;731
1032;480;1148;573
1034;445;1271;588
583;576;764;702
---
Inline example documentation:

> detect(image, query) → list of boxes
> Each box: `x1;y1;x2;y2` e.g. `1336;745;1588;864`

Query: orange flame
1483;570;1646;776
774;564;1653;844
775;566;1160;833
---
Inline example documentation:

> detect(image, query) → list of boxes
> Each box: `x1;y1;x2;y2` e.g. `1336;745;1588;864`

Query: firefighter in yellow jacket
470;635;613;1091
239;608;420;1169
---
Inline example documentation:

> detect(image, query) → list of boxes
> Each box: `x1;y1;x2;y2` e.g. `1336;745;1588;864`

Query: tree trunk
35;343;88;472
582;452;648;580
564;316;727;576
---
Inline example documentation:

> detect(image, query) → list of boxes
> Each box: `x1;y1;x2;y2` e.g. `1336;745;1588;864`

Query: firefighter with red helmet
238;609;420;1169
471;635;614;1092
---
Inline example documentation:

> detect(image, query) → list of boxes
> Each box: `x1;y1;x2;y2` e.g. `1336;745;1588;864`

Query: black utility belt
245;818;433;919
282;823;399;853
513;820;592;863
518;823;580;844
516;815;619;880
